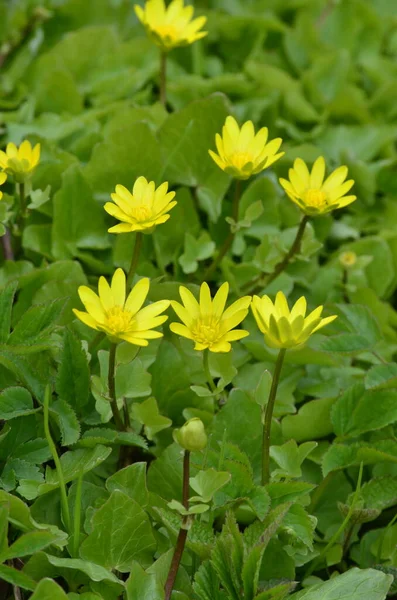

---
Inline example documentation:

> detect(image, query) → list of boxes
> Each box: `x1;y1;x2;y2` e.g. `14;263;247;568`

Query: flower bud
339;251;357;269
174;418;207;452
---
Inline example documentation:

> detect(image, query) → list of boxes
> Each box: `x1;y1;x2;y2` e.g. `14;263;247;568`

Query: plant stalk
164;450;190;600
160;51;167;107
203;349;216;393
262;348;286;485
1;230;14;260
19;182;26;217
202;179;241;281
108;343;125;431
73;473;84;558
43;385;71;533
127;231;143;289
247;215;309;294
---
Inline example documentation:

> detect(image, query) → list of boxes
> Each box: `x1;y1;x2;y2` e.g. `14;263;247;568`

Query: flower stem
72;473;83;558
164;450;190;600
1;230;14;260
127;231;143;289
43;385;71;533
262;348;286;485
19;182;26;217
202;179;241;281
108;343;125;432
160;51;167;107
246;215;309;294
203;349;216;393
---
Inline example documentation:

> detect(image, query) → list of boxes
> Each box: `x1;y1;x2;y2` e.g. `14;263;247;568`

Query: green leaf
0;505;8;557
270;440;317;479
317;304;381;354
36;446;112;496
125;561;163;600
80;491;156;572
116;358;152;400
8;298;66;346
106;463;149;507
50;399;81;446
0;564;36;592
365;363;397;390
158;94;230;221
361;477;397;511
56;328;90;413
85;121;162;194
189;469;231;503
29;578;69;600
0;280;17;343
289;568;392;599
131;397;172;440
332;383;397;437
0;386;39;420
52;165;108;260
282;397;335;443
37;554;123;587
179;231;215;274
322;440;397;475
2;530;63;560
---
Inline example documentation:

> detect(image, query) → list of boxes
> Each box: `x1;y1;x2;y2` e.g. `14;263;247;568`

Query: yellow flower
104;176;177;234
170;282;251;353
251;291;337;349
279;157;356;216
208;116;284;180
339;251;357;268
73;268;170;346
0;172;6;200
0;141;40;183
135;0;207;52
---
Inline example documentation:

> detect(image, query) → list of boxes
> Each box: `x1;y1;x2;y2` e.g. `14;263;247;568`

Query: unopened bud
339;251;357;269
174;418;207;452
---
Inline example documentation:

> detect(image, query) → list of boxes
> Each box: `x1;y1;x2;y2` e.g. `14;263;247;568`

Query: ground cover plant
0;0;397;598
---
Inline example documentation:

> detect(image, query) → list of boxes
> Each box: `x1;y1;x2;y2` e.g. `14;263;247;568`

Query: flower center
130;205;152;222
106;306;133;333
303;188;327;209
155;24;178;41
231;152;253;170
191;316;221;345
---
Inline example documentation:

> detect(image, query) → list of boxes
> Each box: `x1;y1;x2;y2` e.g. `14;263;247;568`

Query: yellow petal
208;150;226;171
170;322;194;340
274;291;290;319
220;309;249;333
223;329;249;341
125;277;150;314
179;286;200;317
73;309;99;330
111;269;126;307
212;282;229;317
224;116;240;145
310;156;326;189
294;158;310;184
134;300;170;325
6;143;18;158
171;300;194;327
108;223;135;233
208;341;231;353
199;282;212;315
322;165;348;193
77;287;105;321
0;172;6;185
221;295;251;321
312;314;337;333
118;333;149;346
334;195;357;209
290;296;307;320
327;179;355;202
98;276;114;311
238;120;255;151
